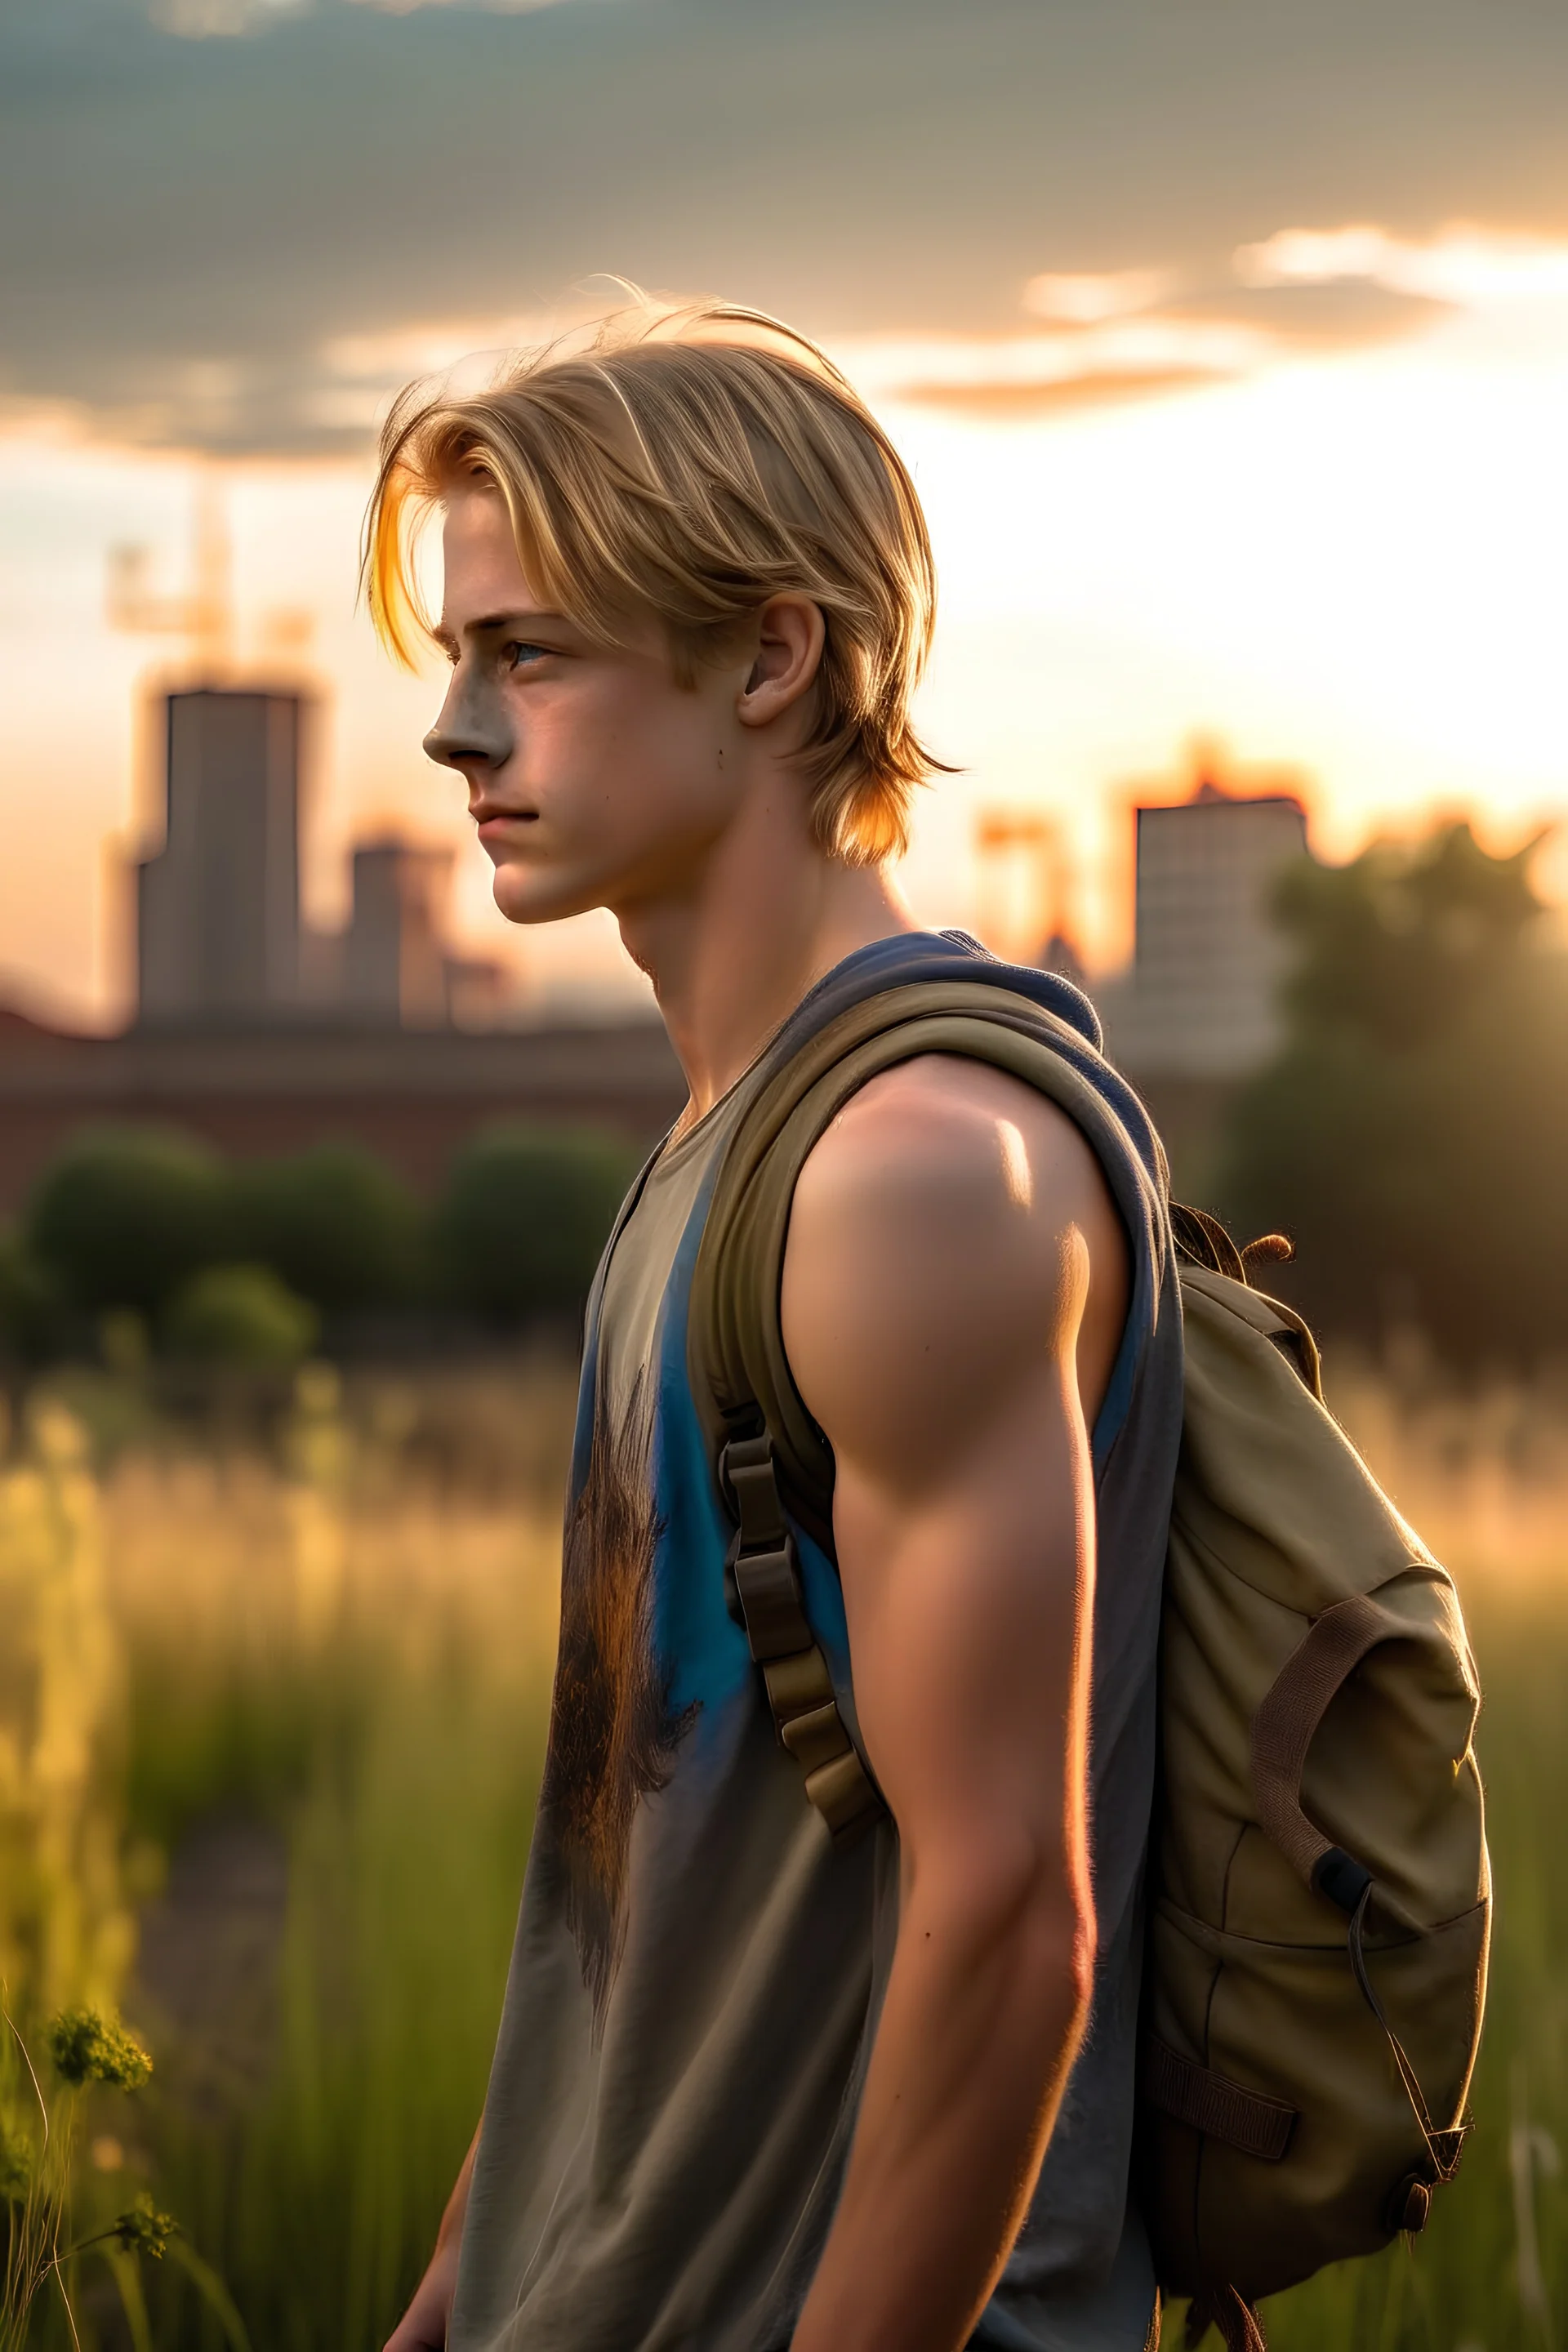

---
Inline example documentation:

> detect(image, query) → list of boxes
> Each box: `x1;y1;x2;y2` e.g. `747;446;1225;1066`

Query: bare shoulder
791;1054;1111;1231
781;1055;1129;1483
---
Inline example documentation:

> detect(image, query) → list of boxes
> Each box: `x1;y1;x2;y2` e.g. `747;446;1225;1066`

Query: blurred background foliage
431;1123;640;1324
6;817;1563;1386
0;1121;643;1374
1214;819;1568;1368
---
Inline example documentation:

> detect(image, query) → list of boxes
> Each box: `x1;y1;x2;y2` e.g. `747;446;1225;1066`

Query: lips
472;804;539;836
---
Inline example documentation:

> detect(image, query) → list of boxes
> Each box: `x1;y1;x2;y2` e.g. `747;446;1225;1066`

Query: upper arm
778;1056;1129;1895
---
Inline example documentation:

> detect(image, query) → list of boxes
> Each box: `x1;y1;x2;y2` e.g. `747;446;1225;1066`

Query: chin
491;863;608;928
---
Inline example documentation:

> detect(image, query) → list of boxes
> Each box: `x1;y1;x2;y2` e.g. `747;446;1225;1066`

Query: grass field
1;1350;1564;2350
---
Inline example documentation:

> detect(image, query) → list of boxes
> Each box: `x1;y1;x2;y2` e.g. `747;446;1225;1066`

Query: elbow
1035;1868;1097;2060
1065;1894;1098;2027
915;1825;1098;2021
1040;1860;1097;2031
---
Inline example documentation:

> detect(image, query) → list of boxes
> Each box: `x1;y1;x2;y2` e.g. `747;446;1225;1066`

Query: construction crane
106;468;234;675
105;467;314;674
973;807;1062;964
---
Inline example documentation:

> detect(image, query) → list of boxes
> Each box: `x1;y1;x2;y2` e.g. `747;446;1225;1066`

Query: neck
615;788;918;1122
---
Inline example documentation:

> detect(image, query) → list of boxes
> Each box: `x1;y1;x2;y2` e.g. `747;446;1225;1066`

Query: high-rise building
1108;777;1309;1079
341;838;454;1027
136;688;303;1027
133;685;510;1032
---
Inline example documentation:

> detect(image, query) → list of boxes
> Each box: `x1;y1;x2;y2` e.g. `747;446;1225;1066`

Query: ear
736;595;826;731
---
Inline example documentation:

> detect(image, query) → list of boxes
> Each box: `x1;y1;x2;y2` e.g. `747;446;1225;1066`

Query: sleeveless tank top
450;933;1184;2352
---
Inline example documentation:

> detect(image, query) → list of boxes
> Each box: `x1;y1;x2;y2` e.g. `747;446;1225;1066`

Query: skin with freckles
389;475;1129;2352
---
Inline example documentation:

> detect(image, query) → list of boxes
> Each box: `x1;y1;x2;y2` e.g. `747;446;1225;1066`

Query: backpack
685;973;1489;2352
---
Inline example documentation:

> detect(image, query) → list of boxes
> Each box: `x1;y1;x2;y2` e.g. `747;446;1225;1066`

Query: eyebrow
432;608;571;657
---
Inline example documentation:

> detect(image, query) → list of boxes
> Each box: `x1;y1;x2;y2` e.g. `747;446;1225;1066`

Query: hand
384;2234;460;2352
385;2125;479;2352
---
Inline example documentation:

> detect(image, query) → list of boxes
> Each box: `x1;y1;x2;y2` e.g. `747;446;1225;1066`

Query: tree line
3;817;1557;1375
1213;817;1567;1369
0;1122;643;1366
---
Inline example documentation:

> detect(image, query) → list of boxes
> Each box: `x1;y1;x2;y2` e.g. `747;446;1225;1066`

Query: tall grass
0;1352;1563;2350
2;1365;565;2350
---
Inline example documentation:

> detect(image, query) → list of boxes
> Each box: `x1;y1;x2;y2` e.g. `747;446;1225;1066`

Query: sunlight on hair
362;291;952;865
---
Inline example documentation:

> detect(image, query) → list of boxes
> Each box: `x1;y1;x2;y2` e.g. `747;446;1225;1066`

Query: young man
373;303;1182;2352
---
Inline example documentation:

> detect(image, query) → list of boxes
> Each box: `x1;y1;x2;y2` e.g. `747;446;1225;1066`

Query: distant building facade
134;685;506;1031
137;689;304;1026
0;1016;684;1218
0;681;684;1215
336;839;507;1029
341;840;452;1027
1106;777;1309;1080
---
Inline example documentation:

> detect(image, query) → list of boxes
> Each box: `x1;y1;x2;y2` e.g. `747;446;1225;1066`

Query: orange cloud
891;366;1218;421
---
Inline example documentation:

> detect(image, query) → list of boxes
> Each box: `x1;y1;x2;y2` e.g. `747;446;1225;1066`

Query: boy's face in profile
425;481;753;930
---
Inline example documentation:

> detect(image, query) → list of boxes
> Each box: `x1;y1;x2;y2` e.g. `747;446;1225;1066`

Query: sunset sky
3;0;1568;1025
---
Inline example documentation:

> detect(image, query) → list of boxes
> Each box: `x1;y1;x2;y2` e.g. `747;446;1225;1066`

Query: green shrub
25;1128;230;1318
434;1124;639;1321
230;1147;426;1316
1216;822;1568;1363
0;1230;63;1360
163;1265;319;1367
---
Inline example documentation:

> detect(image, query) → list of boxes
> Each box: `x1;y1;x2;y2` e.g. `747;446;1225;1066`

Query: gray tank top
450;933;1183;2352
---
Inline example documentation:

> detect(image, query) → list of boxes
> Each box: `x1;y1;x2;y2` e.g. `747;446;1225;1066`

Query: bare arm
383;2127;480;2352
780;1055;1129;2352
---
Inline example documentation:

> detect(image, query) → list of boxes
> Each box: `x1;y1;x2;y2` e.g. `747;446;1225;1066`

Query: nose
423;666;515;773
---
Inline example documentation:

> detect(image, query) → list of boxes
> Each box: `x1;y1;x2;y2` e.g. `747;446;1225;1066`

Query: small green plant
1;2002;246;2352
46;2009;154;2093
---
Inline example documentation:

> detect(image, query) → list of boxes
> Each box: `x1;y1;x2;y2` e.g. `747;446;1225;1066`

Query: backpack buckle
718;1428;813;1662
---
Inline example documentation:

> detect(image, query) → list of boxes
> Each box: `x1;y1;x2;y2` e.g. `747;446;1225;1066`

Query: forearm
438;2127;480;2251
384;2127;480;2351
791;1854;1093;2352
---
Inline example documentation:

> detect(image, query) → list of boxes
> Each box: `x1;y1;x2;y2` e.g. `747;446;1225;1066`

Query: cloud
851;253;1468;426
319;312;561;385
1022;271;1173;326
1236;225;1568;307
151;0;309;32
152;0;575;28
853;318;1268;422
892;367;1218;422
7;0;1568;453
341;0;581;11
884;223;1568;425
1168;277;1452;347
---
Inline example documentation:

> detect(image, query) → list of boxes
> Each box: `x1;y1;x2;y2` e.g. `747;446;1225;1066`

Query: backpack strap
718;1423;882;1845
689;976;1165;1842
1250;1583;1472;2185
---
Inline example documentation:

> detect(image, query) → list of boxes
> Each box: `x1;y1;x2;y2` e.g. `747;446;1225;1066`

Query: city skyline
3;1;1567;1023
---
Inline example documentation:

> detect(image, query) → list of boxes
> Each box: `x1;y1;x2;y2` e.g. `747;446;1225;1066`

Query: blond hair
364;298;948;865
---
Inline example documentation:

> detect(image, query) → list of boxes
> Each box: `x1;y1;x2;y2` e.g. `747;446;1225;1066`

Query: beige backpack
685;978;1490;2352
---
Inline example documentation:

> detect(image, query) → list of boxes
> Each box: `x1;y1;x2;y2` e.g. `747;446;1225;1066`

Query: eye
504;641;550;671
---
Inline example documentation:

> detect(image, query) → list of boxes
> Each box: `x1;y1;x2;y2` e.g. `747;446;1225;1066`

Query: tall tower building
136;688;304;1027
341;838;455;1027
1112;777;1309;1078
